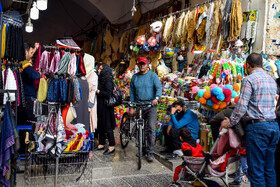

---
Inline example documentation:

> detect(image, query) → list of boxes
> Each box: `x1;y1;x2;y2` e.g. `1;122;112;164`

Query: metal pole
55;157;58;187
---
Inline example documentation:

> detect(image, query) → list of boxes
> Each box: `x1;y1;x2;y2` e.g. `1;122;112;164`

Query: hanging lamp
25;17;33;33
30;2;39;20
37;0;48;11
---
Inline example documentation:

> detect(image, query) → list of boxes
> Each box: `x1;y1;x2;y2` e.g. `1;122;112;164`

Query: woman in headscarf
95;63;116;155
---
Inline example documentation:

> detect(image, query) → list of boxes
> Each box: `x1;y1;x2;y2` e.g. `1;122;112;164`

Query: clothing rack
122;0;218;32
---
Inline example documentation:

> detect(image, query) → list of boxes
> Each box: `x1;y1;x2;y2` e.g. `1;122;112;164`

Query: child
173;127;204;182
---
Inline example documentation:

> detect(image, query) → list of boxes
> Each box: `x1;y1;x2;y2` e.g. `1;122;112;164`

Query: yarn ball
218;84;225;89
211;87;223;96
211;96;219;104
199;97;207;105
207;99;214;106
192;86;199;95
233;83;240;91
220;102;227;109
204;90;211;99
234;96;239;103
198;89;205;98
210;84;218;90
204;86;210;91
224;84;233;91
224;96;231;102
223;89;232;97
231;90;237;98
217;93;225;101
212;104;220;110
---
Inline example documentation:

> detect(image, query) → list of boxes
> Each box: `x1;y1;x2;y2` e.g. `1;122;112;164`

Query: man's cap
138;57;149;64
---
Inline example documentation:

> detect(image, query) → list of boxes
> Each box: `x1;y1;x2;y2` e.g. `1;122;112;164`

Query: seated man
162;99;199;153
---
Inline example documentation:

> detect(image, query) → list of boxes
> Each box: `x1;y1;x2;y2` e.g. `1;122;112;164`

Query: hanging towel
0;103;15;187
39;50;50;74
67;53;77;76
57;52;71;75
49;51;61;74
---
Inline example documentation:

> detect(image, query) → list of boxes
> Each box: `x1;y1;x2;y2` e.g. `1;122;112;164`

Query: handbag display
105;81;122;107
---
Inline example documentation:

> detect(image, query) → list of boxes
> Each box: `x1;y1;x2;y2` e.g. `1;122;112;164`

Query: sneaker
146;153;154;162
229;181;241;186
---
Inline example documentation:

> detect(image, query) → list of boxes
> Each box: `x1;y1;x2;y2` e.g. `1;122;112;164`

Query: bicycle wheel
120;113;130;149
137;127;142;170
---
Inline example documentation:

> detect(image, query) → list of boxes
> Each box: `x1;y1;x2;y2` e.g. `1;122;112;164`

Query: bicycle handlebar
122;101;153;108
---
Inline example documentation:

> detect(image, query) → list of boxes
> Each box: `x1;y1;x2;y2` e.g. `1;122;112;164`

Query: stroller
169;128;240;187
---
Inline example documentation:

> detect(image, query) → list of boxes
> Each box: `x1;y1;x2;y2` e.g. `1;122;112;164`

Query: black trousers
162;125;181;151
99;125;115;146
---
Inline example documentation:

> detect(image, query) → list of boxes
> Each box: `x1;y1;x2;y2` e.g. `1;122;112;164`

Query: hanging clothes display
87;71;98;132
72;78;90;131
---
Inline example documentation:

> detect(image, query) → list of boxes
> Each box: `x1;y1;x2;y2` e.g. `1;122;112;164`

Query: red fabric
33;45;41;90
173;165;183;181
181;143;204;157
79;54;87;76
218;149;237;171
61;51;65;59
239;147;246;155
70;133;83;151
62;104;70;129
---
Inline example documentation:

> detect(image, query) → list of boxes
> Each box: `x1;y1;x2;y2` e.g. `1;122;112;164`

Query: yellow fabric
229;0;243;41
37;77;48;103
187;9;198;44
19;60;32;72
1;24;6;58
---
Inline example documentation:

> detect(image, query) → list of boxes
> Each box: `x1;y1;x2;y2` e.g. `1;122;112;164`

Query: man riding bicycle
129;57;162;162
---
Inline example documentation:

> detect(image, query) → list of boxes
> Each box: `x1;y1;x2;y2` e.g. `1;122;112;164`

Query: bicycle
119;100;153;170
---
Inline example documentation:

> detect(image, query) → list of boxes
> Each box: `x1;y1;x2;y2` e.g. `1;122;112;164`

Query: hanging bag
105;81;122;107
37;75;48;102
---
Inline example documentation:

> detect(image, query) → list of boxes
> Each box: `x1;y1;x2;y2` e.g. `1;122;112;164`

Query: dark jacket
97;64;116;131
20;61;40;98
209;105;234;141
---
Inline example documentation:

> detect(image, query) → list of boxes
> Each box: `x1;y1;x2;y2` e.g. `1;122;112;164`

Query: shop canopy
20;0;169;44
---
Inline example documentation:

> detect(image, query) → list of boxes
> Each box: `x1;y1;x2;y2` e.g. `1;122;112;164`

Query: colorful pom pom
211;87;223;96
204;86;210;91
210;84;218;90
224;84;233;91
233;83;240;91
204;90;211;99
195;95;199;101
223;89;232;97
224;96;231;102
231;90;237;98
197;89;205;98
217;93;225;101
212;104;220;110
234;96;239;103
211;96;219;104
199;97;207;105
207;99;214;106
192;86;199;95
220;102;227;109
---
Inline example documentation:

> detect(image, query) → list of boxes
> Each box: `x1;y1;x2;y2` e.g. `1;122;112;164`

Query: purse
105;81;122;107
37;75;48;103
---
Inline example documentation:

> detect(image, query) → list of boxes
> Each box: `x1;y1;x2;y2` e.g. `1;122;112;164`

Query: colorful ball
233;83;240;91
199;97;207;105
231;90;237;98
224;96;231;102
137;35;145;45
204;86;210;91
210;84;218;90
153;43;160;51
234;96;239;103
211;96;219;104
212;104;220;110
217;93;225;101
204;90;211;99
192;86;199;95
211;87;223;96
223;89;232;97
148;37;157;47
220;102;227;109
198;89;205;98
224;84;233;91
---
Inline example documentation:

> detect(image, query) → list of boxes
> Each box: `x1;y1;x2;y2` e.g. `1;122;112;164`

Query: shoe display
146;153;155;162
103;149;115;155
